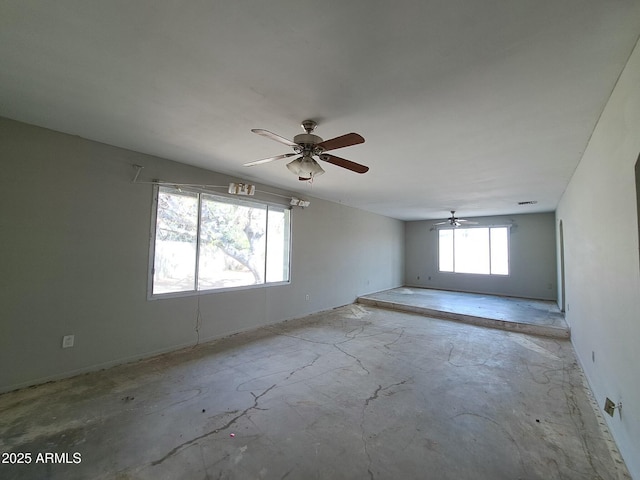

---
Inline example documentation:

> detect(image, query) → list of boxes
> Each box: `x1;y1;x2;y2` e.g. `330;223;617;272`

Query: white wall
556;40;640;478
405;213;557;300
0;117;404;393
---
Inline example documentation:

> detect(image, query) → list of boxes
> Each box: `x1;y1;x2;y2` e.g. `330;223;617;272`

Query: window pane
153;188;198;294
454;228;490;274
439;229;454;272
490;227;509;275
266;208;290;283
152;188;292;296
198;195;267;290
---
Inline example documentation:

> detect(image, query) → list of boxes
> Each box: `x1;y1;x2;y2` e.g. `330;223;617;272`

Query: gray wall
556;40;640;478
0;117;404;393
405;213;557;300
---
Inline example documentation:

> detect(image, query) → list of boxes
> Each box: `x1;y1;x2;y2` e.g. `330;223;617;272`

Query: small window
438;227;509;275
151;186;291;295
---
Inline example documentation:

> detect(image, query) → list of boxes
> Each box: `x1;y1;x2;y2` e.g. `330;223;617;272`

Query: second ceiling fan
433;211;478;228
244;120;369;181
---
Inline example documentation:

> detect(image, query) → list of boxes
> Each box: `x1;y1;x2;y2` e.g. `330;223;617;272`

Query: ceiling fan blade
316;133;364;152
319;154;369;174
243;153;296;167
455;219;479;224
251;129;298;147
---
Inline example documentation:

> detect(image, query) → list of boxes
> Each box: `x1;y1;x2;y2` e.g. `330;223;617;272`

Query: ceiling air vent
518;201;538;205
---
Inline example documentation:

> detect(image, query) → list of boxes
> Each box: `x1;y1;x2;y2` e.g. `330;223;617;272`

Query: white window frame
437;225;511;276
148;185;292;299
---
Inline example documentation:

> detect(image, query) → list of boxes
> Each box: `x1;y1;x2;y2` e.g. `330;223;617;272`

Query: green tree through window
152;187;290;295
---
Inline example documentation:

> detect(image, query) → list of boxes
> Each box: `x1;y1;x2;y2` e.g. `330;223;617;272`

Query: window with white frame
151;186;291;295
438;227;509;275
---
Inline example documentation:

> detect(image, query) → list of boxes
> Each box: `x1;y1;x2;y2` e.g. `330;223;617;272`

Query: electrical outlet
604;397;616;417
62;335;75;348
305;294;310;301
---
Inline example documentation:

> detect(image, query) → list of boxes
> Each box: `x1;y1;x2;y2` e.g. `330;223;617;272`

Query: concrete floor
0;304;629;479
358;287;570;339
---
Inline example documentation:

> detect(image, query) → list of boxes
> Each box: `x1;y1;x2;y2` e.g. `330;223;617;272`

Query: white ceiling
1;1;639;220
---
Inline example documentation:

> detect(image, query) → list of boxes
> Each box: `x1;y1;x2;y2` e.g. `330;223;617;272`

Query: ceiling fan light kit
245;120;368;181
286;155;325;181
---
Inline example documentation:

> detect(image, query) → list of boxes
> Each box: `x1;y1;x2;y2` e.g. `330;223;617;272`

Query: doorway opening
635;154;640;269
559;220;566;312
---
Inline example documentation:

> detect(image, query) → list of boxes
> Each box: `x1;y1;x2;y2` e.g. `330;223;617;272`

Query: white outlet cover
62;335;75;348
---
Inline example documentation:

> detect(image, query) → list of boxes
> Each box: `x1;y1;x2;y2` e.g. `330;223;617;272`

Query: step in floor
357;287;569;339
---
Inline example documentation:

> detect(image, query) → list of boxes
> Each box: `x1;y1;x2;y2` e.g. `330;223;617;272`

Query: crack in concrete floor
151;384;277;466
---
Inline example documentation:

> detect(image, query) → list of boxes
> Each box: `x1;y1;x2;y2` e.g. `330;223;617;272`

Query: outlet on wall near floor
62;335;75;348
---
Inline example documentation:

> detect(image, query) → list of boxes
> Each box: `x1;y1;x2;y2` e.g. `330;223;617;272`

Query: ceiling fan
433;211;478;228
244;120;369;181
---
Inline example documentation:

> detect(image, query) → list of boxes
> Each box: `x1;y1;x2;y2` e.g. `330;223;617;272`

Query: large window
151;186;291;295
438;227;509;275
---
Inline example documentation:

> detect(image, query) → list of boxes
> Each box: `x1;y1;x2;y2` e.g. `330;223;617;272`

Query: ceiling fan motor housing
293;133;323;145
293;133;324;155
